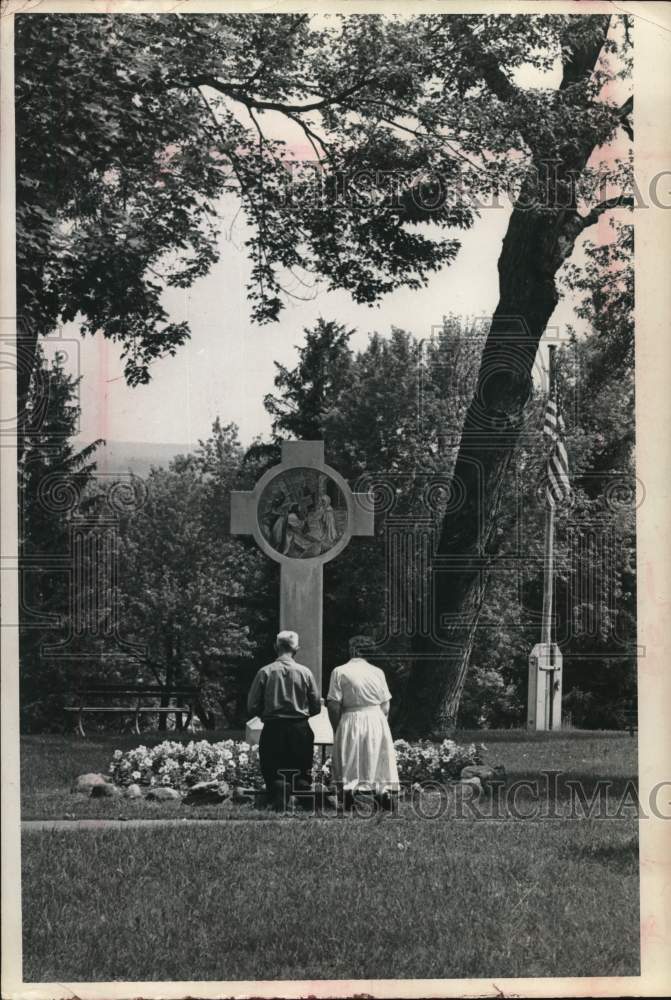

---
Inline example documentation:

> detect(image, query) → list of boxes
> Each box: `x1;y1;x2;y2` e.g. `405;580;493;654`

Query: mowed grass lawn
20;729;640;982
23;817;638;982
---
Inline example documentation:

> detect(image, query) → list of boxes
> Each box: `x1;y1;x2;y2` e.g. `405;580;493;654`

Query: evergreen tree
19;347;102;730
265;319;354;442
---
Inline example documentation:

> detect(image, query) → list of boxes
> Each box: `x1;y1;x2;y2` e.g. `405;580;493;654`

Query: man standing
247;630;321;809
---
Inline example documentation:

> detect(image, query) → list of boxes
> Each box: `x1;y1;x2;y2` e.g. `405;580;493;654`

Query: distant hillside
83;440;196;478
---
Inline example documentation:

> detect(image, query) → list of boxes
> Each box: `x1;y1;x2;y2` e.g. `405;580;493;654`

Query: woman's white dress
327;657;399;791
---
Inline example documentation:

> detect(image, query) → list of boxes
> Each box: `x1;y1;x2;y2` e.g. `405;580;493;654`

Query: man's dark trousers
259;717;314;807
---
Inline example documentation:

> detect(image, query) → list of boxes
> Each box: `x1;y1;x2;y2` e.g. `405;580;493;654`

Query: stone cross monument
230;441;375;741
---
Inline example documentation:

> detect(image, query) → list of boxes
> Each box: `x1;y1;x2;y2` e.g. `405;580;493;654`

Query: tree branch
356;100;490;175
559;15;612;90
446;20;542;156
452;21;520;106
557;193;633;260
616;95;633;141
241;15;309;90
284;110;333;164
575;194;634;233
186;75;372;116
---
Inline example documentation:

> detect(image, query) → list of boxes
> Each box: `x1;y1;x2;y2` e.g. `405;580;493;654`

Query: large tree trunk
404;209;559;736
403;15;619;736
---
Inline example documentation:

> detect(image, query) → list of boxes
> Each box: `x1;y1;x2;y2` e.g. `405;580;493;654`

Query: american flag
543;395;570;507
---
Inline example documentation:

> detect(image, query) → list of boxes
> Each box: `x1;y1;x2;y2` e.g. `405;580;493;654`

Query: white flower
113;749;123;760
132;771;141;781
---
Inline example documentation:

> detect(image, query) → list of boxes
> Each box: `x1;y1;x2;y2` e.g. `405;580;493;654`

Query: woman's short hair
349;634;373;658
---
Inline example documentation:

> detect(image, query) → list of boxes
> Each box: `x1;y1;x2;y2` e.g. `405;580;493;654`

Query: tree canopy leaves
16;11;631;392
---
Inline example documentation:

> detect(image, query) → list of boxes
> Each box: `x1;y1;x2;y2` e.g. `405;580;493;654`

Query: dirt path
23;817;273;831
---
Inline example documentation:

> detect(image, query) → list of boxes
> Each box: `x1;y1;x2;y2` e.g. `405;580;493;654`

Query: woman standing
326;639;399;808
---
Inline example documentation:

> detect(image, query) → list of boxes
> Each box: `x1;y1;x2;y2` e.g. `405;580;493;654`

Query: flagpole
543;345;557;727
541;502;555;649
528;344;565;732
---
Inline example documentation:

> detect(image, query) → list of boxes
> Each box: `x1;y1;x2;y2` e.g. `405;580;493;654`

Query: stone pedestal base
527;642;563;731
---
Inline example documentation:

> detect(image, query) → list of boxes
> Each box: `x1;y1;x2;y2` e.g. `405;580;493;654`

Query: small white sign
309;704;335;745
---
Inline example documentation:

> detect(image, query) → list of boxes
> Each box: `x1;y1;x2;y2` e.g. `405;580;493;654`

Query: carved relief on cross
230;440;374;692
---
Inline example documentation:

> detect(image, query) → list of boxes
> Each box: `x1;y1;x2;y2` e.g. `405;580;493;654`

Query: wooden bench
65;685;199;737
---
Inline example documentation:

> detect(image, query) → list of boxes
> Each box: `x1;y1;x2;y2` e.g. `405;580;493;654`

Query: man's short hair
276;630;299;653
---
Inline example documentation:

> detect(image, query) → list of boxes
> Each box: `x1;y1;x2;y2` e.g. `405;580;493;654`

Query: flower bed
109;740;267;791
393;739;485;784
109;737;486;791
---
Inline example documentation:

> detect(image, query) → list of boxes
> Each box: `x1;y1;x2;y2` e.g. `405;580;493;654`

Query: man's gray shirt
247;653;321;720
